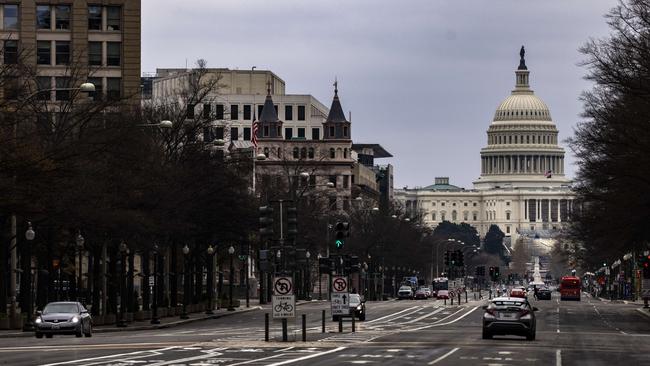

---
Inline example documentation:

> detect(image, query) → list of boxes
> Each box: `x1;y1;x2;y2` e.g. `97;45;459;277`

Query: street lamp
117;241;128;327
135;120;173;129
206;245;215;315
150;244;160;324
228;245;235;311
22;222;36;332
305;250;311;300
180;244;190;319
75;232;85;302
362;262;369;299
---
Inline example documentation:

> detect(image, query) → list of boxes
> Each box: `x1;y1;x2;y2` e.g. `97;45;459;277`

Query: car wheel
45;334;53;339
359;313;366;321
35;333;43;339
526;330;535;341
84;323;92;337
76;326;83;338
482;328;492;339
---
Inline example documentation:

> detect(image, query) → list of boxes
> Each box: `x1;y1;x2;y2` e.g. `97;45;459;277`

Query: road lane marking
40;346;179;366
556;349;562;366
408;306;478;331
266;347;347;365
143;348;226;366
428;347;460;365
366;306;420;323
404;307;445;324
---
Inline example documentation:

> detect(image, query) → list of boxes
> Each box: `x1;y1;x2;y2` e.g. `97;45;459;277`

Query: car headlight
356;305;363;310
35;318;42;324
520;314;533;320
71;316;80;323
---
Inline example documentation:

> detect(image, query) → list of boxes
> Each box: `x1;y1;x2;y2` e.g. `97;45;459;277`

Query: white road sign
332;276;348;293
272;295;295;319
331;293;350;315
273;277;293;295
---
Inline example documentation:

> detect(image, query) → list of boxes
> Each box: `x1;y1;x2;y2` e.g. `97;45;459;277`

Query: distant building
351;144;394;207
395;50;575;244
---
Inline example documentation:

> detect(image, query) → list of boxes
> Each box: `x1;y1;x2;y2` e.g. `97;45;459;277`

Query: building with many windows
0;0;140;104
395;49;575;244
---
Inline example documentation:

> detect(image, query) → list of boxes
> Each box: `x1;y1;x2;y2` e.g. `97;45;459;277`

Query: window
106;78;121;101
3;77;19;100
464;212;468;221
230;127;238;141
308;147;314;159
344;126;348;137
107;42;121;66
329;175;337;188
55;77;70;101
37;41;51;65
55;41;70;65
297;105;305;120
329;197;337;210
432;213;436;221
202;127;213;142
300;148;307;159
343;199;350;210
441;202;445;207
215;127;224;140
329;126;334;137
203;104;211;119
263;147;269;158
506;212;511;220
4;40;17;64
343;148;348;158
312;128;319;140
309;175;316;187
343;176;349;189
36;5;51;29
506;201;510;206
292;147;299;159
87;77;102;101
88;42;102;66
263;126;269;137
107;6;121;31
36;77;51;101
243;105;251;120
452;211;457;221
473;202;477;207
3;5;18;31
285;105;293;120
55;5;70;30
473;213;477;221
243;127;251;140
231;105;239;120
329;148;335;159
88;6;102;30
441;213;446;221
186;104;195;119
452;202;457;206
284;128;292;140
506;226;511;234
216;104;224;119
297;128;305;138
257;105;264;118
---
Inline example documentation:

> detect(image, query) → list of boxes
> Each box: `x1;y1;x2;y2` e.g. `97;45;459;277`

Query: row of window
489;133;557;145
1;4;122;32
189;103;306;121
430;201;478;207
3;76;120;101
1;40;121;68
430;210;512;222
496;109;550;118
202;126;324;142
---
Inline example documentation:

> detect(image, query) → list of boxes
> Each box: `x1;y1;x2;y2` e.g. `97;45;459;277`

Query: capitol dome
493;93;552;122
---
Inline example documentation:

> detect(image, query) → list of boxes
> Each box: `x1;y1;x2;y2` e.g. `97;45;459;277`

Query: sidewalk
0;304;262;339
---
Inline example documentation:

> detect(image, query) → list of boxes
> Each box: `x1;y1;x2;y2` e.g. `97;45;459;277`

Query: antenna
349;111;351;121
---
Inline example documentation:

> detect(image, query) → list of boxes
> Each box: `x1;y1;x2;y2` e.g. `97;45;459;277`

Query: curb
0;306;261;338
635;307;650;320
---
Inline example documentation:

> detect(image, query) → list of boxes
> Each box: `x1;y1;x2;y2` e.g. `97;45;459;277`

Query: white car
398;286;414;299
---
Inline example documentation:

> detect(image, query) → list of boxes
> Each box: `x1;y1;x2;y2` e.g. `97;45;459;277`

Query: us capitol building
396;48;575;245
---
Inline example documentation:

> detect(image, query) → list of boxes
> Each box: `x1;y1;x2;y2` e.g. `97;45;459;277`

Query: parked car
34;301;92;338
436;290;450;299
423;287;433;298
536;287;552;300
348;294;366;320
482;297;538;340
398;286;414;299
509;288;527;299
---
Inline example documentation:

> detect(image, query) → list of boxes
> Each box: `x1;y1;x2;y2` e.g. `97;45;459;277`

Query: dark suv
482;297;538;340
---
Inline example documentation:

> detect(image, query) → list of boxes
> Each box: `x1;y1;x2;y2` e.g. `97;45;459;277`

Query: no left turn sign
274;277;293;295
332;276;348;293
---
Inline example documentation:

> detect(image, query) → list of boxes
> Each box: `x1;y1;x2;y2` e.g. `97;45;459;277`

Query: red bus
560;276;581;301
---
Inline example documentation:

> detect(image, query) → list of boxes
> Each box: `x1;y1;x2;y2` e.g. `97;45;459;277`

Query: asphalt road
0;292;649;365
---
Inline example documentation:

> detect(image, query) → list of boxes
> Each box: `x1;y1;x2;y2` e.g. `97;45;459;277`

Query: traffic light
489;266;495;280
286;207;298;240
349;255;360;273
480;266;486;276
450;250;457;266
295;248;307;264
457;250;464;267
259;249;270;272
335;222;349;249
319;256;332;274
494;266;500;279
259;206;274;239
444;251;450;266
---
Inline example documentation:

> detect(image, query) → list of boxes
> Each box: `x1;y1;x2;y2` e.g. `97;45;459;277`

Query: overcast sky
142;0;616;189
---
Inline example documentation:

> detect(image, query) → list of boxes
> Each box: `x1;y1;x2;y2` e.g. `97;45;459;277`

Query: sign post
272;276;295;319
331;276;349;319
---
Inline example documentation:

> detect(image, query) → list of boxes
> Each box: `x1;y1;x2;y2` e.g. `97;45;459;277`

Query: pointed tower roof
259;81;280;123
326;80;348;123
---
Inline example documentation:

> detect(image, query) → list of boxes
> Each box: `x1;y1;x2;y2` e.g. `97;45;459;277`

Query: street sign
332;276;348;293
331;293;349;315
273;276;293;295
272;295;295;319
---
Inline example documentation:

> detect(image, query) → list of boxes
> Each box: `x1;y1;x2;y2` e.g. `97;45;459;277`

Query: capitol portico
396;48;575;244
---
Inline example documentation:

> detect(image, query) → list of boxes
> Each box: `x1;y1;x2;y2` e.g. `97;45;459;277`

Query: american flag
545;170;552;178
251;112;259;148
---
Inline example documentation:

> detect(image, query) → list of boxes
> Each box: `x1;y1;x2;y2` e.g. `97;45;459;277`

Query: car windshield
348;294;361;305
43;303;78;314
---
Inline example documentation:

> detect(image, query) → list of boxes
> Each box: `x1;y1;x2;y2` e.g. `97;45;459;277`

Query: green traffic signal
335;239;344;249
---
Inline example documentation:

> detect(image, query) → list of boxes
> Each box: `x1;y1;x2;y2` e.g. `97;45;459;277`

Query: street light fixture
75;232;85;302
206;245;215;315
228;245;236;311
180;244;190;319
22;222;36;332
305;250;311;300
150;244;160;324
117;241;128;327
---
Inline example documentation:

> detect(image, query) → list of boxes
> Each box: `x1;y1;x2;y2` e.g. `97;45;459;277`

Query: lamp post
228;245;235;311
22;222;35;331
305;251;311;300
206;245;215;314
362;262;369;299
180;244;190;319
117;241;128;327
76;232;85;302
150;244;160;324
